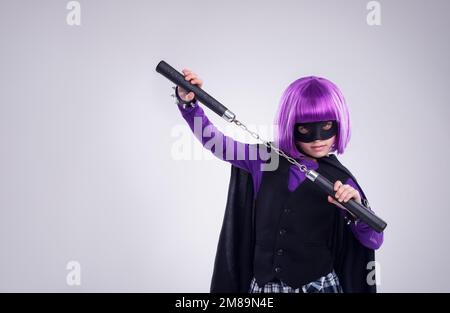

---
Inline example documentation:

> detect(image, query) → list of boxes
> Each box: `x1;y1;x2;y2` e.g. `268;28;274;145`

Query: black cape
210;147;377;293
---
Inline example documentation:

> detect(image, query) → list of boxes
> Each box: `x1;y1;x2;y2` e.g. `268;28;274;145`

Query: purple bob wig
273;76;351;158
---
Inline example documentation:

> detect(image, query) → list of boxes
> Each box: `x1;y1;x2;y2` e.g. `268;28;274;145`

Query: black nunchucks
156;60;387;233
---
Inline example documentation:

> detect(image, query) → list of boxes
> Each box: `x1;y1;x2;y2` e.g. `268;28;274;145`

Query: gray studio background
1;0;449;292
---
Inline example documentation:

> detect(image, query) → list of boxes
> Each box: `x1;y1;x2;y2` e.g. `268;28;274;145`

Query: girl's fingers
190;78;203;87
185;76;203;88
335;184;361;203
335;184;350;198
185;73;196;81
350;191;362;204
337;187;361;204
338;188;352;202
342;192;352;202
180;69;203;92
333;180;343;191
178;69;201;101
348;190;361;203
343;190;357;202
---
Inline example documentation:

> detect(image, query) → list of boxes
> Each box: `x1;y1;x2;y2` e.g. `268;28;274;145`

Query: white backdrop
1;0;449;292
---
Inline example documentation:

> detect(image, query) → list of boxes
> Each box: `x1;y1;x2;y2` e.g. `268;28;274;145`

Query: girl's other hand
327;180;362;211
177;68;203;102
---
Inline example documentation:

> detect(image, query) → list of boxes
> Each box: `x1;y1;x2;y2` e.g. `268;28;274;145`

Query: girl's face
294;121;336;159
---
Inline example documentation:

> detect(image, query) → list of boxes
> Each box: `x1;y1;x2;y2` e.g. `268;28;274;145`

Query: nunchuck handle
156;60;236;122
311;171;387;233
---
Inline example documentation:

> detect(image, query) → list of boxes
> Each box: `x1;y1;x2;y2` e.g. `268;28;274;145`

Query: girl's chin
311;150;328;156
300;149;328;158
307;152;322;158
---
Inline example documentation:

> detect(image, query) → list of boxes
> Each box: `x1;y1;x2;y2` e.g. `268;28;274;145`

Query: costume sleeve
177;99;263;174
343;177;384;250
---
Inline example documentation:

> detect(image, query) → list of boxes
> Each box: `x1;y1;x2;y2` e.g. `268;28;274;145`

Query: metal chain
232;119;309;173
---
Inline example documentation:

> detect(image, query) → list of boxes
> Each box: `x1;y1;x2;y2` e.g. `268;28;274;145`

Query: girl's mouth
311;144;326;151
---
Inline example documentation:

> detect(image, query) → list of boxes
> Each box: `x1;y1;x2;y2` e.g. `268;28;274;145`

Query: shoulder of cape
322;154;369;201
321;154;354;179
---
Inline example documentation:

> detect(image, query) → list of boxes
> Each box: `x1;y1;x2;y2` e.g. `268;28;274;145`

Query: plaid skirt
248;269;343;293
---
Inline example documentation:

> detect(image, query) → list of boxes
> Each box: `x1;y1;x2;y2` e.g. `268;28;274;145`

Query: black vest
253;154;351;288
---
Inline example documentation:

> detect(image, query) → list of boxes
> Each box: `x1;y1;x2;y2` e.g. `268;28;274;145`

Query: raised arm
173;68;266;174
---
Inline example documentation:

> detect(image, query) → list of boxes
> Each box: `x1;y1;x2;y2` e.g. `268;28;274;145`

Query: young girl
173;69;384;293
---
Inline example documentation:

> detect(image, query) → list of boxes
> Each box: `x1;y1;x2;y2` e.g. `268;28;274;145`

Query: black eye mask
294;120;338;143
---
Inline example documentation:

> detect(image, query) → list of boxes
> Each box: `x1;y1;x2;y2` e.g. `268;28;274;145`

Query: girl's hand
177;68;203;102
327;180;362;211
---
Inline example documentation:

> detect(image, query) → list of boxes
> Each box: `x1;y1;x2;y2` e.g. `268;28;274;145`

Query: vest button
274;266;282;273
283;208;291;214
277;249;284;256
279;229;287;236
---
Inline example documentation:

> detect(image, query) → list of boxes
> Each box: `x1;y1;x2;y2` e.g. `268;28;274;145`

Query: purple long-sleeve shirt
177;101;383;250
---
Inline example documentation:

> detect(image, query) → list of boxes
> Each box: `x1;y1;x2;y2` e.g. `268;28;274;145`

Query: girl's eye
298;126;309;134
322;122;332;130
